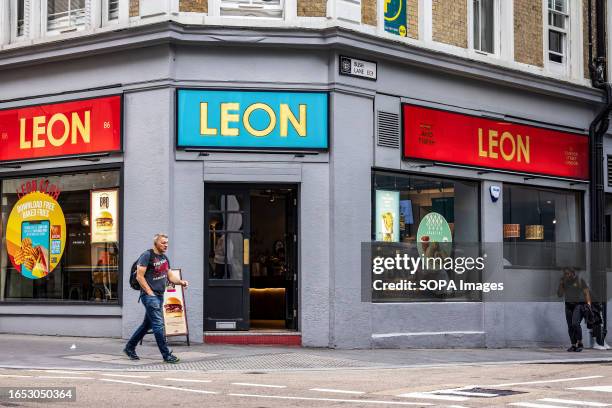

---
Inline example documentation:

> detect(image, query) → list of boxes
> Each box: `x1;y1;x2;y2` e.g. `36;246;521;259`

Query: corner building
0;0;610;348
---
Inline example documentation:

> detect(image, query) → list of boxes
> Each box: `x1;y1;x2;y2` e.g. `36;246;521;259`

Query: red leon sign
0;95;121;162
403;104;589;180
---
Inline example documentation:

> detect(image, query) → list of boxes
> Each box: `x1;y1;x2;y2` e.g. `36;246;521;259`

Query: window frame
542;0;582;77
0;163;124;306
371;169;483;243
209;0;286;19
468;0;500;56
370;169;483;303
102;0;120;25
43;0;89;36
546;0;568;64
502;182;586;270
10;0;27;42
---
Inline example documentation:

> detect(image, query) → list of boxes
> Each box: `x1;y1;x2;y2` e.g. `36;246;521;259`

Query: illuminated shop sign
375;190;400;242
403;104;589;180
177;90;328;150
0;96;122;162
91;189;119;244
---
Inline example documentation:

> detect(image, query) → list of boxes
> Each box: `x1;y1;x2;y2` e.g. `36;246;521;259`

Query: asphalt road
1;363;611;407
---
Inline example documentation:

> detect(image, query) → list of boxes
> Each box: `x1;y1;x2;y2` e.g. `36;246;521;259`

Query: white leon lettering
478;127;530;164
199;101;308;138
19;111;91;150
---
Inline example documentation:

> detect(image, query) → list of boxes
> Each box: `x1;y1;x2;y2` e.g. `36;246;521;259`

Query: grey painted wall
122;88;174;340
329;91;374;348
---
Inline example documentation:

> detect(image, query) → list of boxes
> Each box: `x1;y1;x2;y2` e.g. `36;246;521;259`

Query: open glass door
204;186;250;330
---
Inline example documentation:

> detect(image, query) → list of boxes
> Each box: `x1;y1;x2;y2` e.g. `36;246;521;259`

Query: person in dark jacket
557;267;592;352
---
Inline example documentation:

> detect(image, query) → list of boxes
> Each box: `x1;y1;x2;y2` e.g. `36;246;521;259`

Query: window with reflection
503;184;584;268
372;172;481;302
208;193;244;280
0;170;121;303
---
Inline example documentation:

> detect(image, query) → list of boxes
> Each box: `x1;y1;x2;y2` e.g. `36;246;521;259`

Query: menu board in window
90;189;118;243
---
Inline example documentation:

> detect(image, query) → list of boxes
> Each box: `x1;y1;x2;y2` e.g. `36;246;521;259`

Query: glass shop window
0;170;121;303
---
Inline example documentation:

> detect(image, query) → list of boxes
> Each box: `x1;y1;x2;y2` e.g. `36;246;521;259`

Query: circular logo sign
6;191;66;279
416;212;452;257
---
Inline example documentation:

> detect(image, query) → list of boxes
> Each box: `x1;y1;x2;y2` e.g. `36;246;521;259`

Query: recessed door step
204;331;302;345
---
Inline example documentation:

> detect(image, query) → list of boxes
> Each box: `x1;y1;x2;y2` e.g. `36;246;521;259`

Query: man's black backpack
129;249;154;290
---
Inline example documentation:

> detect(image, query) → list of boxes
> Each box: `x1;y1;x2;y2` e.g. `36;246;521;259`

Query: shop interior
249;188;293;330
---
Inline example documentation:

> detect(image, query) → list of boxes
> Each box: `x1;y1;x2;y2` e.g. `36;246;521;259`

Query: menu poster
90;189;118;243
375;190;400;242
163;269;189;338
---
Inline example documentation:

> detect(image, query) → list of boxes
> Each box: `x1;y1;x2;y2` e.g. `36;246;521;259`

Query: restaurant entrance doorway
204;184;298;331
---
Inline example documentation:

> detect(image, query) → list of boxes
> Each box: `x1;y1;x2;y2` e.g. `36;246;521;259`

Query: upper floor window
547;0;568;63
47;0;87;32
220;0;284;18
473;0;495;53
16;0;25;37
108;0;119;20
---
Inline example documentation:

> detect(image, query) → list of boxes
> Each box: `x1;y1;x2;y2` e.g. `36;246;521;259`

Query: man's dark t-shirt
138;250;170;295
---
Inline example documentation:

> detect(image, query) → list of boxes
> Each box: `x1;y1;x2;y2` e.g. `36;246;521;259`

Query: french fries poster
6;191;66;279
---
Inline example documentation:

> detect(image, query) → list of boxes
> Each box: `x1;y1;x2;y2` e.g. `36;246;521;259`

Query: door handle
244;238;249;265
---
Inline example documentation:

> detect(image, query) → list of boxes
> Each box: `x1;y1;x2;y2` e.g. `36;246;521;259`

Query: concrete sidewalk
1;334;611;372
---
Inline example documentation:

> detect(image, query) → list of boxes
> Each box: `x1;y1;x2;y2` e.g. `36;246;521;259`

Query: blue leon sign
177;90;328;150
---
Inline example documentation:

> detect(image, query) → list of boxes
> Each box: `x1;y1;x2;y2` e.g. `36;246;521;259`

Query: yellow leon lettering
19;111;92;150
280;104;306;137
47;113;70;147
221;103;239;136
244;103;276;137
478;127;531;164
32;116;46;148
199;101;308;138
71;111;90;144
200;103;217;136
19;118;30;149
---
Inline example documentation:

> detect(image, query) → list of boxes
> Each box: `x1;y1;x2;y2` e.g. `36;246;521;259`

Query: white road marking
309;388;366;395
44;370;89;375
228;393;434;405
491;376;603;387
439;390;499;397
539;398;611;407
509;403;568;408
0;374;32;378
231;382;287;388
99;379;217;394
37;376;94;380
163;378;212;383
102;373;151;379
570;386;612;393
397;392;469;401
446;406;469;408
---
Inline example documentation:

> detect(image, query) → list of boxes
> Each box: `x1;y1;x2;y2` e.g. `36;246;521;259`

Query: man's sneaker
123;347;139;360
164;354;180;364
575;344;583;352
567;345;576;352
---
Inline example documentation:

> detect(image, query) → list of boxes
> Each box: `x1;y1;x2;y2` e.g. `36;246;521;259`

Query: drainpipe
587;0;611;345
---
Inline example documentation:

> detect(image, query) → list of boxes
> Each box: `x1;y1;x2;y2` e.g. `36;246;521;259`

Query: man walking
124;233;188;363
557;267;592;352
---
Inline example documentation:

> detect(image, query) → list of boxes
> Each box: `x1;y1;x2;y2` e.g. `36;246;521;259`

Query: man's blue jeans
126;294;171;359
